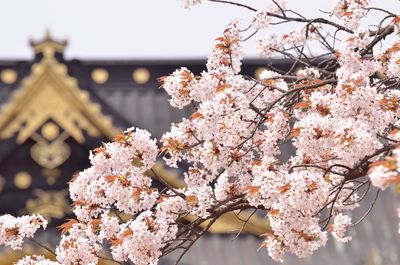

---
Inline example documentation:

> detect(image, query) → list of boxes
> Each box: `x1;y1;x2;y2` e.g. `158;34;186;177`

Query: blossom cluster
329;213;352;243
0;214;47;250
368;146;400;233
0;127;188;265
160;17;364;262
162;0;400;262
251;1;287;30
58;127;191;265
256;24;322;58
331;0;369;30
52;126;213;265
368;147;400;190
181;0;201;9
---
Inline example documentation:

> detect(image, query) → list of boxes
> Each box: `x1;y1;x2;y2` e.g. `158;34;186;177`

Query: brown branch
345;144;397;181
27;238;56;257
360;25;395;56
208;0;256;11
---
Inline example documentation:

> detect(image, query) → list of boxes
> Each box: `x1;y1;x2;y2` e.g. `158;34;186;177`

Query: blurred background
0;0;398;264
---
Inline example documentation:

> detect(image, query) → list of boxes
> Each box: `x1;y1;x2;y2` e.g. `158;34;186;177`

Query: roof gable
0;38;117;144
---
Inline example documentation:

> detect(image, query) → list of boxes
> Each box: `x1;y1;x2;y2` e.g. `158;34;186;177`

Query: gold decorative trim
14;172;32;190
22;189;70;221
254;67;266;80
41;122;60;141
42;168;61;185
92;68;109;84
0;175;5;192
133;68;150;84
0;69;17;84
30;131;71;170
30;31;67;57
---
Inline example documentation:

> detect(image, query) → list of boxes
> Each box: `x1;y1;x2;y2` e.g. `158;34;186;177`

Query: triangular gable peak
0;32;117;144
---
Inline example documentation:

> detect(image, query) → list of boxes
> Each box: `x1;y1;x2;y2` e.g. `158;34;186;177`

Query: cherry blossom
331;0;369;30
330;213;352;243
3;0;400;264
252;10;270;30
0;214;47;250
181;0;201;9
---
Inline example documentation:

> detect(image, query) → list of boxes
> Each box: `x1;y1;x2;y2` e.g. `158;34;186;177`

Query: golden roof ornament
29;31;68;58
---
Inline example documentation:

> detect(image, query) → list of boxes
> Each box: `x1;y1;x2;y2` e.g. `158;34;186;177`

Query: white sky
0;0;395;59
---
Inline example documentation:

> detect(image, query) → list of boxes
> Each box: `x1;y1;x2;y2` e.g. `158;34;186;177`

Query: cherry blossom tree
1;0;400;264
